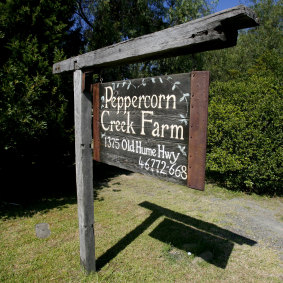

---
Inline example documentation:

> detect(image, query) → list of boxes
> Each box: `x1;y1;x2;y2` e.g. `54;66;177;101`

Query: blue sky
215;0;248;12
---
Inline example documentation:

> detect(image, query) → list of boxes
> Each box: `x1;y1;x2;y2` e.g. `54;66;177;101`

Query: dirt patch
202;195;283;260
116;173;283;261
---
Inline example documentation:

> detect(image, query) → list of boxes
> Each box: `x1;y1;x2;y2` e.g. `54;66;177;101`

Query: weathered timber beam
53;5;258;74
74;70;96;272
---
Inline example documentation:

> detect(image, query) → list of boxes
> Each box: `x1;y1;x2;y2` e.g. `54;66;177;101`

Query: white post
74;70;96;272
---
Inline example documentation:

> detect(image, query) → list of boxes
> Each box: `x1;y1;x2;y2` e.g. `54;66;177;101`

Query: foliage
203;0;283;82
207;74;282;194
0;0;81;170
76;0;217;49
75;0;217;81
204;0;283;194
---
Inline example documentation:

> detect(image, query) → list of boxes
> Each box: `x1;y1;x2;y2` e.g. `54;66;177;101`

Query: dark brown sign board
93;71;209;190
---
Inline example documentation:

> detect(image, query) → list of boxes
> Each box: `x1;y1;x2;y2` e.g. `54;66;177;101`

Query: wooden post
74;70;96;272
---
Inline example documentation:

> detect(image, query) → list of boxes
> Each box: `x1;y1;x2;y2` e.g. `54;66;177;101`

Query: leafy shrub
0;0;79;163
207;74;282;195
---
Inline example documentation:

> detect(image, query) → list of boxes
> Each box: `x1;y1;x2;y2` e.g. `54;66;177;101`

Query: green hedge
206;74;282;195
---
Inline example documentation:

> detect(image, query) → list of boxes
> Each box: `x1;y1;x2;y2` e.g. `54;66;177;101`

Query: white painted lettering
166;94;176;109
101;110;110;131
170;125;184;140
105;86;113;109
141;111;153;135
158;94;165;108
151;95;158;108
126;111;136;134
161;124;169;137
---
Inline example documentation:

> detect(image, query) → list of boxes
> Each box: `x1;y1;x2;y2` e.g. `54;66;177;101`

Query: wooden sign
53;6;258;273
93;71;209;190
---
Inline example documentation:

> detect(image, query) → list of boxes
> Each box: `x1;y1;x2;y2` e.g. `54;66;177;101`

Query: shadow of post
96;212;161;269
96;201;256;270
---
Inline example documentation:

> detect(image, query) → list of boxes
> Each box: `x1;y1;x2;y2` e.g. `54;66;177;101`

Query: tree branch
76;0;95;30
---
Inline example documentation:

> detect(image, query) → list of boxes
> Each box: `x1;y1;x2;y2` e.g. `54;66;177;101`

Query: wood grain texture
53;5;258;74
187;71;209;191
74;70;96;273
100;150;188;185
94;73;191;186
93;83;100;162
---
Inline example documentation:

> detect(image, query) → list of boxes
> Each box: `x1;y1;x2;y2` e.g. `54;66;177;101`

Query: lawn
1;166;282;282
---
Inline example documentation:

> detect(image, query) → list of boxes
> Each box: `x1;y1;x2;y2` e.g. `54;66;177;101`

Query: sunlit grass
1;172;282;282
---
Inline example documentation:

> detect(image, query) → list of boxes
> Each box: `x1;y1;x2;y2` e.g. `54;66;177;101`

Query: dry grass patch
1;171;282;282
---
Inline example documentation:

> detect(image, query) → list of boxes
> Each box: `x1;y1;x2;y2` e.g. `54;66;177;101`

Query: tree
203;0;282;81
204;0;283;194
0;0;82;199
74;0;218;81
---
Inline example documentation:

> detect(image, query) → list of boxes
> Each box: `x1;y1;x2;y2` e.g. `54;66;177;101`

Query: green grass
1;171;282;282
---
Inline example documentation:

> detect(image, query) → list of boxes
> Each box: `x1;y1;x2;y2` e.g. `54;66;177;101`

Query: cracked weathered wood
74;70;96;272
53;5;258;74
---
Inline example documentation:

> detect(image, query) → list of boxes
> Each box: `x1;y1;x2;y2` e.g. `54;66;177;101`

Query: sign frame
93;71;209;191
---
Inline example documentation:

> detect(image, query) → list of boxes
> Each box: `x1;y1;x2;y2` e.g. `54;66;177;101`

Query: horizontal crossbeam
53;5;258;74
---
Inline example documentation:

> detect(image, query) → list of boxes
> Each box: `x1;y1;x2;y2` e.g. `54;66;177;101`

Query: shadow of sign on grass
96;201;256;270
149;218;234;268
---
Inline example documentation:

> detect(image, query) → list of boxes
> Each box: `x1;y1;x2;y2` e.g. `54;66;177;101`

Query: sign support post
188;71;210;190
74;70;96;272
